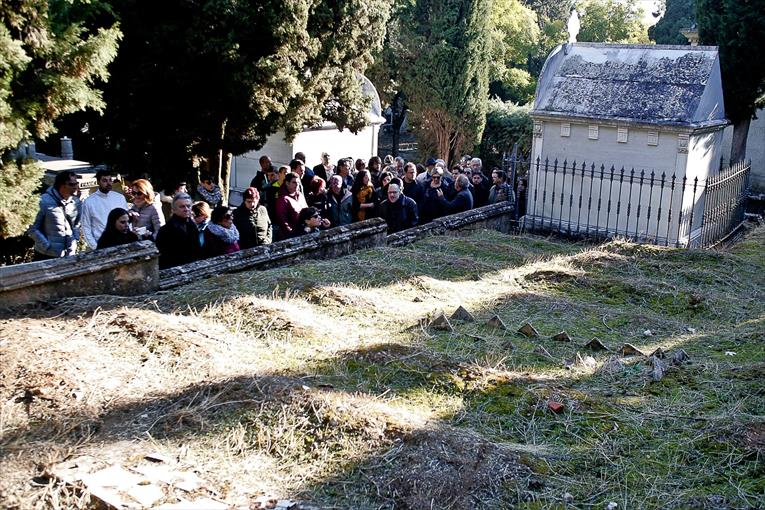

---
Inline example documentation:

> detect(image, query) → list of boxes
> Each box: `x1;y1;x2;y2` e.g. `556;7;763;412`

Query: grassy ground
1;226;763;509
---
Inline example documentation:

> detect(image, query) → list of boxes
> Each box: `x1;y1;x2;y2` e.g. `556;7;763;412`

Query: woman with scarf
351;169;375;222
196;174;223;208
203;206;240;257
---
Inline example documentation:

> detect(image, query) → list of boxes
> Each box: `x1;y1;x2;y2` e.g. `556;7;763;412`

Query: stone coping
0;241;158;293
158;218;388;290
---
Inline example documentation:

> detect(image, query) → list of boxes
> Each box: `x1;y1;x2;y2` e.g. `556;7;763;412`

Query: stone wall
0;241;159;308
158;219;389;290
387;201;516;247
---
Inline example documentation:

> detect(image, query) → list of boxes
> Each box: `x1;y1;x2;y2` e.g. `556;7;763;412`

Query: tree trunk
391;91;406;157
214;119;229;205
729;117;750;164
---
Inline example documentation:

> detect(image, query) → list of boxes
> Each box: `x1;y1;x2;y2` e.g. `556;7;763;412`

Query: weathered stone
450;305;476;322
552;331;572;342
386;201;516;248
620;343;646;357
0;241;159;308
598;356;625;375
650;355;668;381
429;313;454;332
488;315;509;330
576;352;597;369
671;348;690;365
583;337;610;351
534;344;553;359
517;322;539;337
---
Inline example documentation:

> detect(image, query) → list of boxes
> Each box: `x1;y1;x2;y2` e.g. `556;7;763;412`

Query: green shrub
0;157;44;238
478;98;532;170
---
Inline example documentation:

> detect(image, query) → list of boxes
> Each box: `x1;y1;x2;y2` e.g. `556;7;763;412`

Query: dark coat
380;195;419;233
156;215;202;269
233;204;272;249
325;190;353;227
97;230;139;250
402;179;425;206
439;188;474;215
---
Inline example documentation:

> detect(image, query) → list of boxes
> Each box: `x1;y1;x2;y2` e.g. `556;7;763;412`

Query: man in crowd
380;183;418;233
156;193;201;269
28;170;82;260
290;158;313;192
401;162;424;205
488;169;516;210
336;158;354;189
249;155;272;192
437;174;473;214
81;169;128;250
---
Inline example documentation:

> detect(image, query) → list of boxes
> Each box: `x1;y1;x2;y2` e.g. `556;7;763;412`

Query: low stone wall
0;241;159;308
158;218;388;290
387;201;516;247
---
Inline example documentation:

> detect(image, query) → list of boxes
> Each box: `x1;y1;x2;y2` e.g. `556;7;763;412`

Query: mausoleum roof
532;43;727;128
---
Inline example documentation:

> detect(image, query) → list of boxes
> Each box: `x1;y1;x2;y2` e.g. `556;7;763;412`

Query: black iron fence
502;152;750;249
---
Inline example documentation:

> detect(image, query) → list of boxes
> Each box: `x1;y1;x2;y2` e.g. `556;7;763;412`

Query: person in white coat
81;169;128;250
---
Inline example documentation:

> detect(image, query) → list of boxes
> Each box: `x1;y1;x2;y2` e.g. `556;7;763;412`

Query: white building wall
230;123;380;198
527;118;725;245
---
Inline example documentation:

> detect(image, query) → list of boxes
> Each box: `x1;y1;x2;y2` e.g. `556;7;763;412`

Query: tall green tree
0;0;120;238
401;0;493;166
489;0;540;104
80;0;391;199
697;0;765;163
649;0;695;45
578;0;650;43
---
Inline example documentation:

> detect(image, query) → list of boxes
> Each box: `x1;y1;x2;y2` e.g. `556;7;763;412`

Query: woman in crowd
192;201;211;248
97;208;139;249
233;187;272;249
196;173;223;208
203;206;240;257
128;179;165;239
325;175;353;227
375;170;394;213
274;171;308;240
351;169;376;222
306;176;329;213
292;207;328;237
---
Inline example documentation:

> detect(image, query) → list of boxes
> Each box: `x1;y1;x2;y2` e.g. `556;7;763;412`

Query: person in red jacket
274;172;307;240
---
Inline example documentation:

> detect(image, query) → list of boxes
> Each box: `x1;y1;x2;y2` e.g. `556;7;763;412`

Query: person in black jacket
437;174;474;214
379;183;418;233
155;193;202;269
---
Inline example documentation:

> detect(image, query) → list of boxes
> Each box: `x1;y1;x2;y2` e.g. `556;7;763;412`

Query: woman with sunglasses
128;179;164;239
196;173;223;208
292;207;329;238
203;206;240;257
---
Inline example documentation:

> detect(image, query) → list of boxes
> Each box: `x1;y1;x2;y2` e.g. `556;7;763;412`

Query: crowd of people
27;152;516;269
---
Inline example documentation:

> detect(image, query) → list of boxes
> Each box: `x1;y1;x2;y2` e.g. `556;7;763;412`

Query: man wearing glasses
81;169;128;250
28;171;82;260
